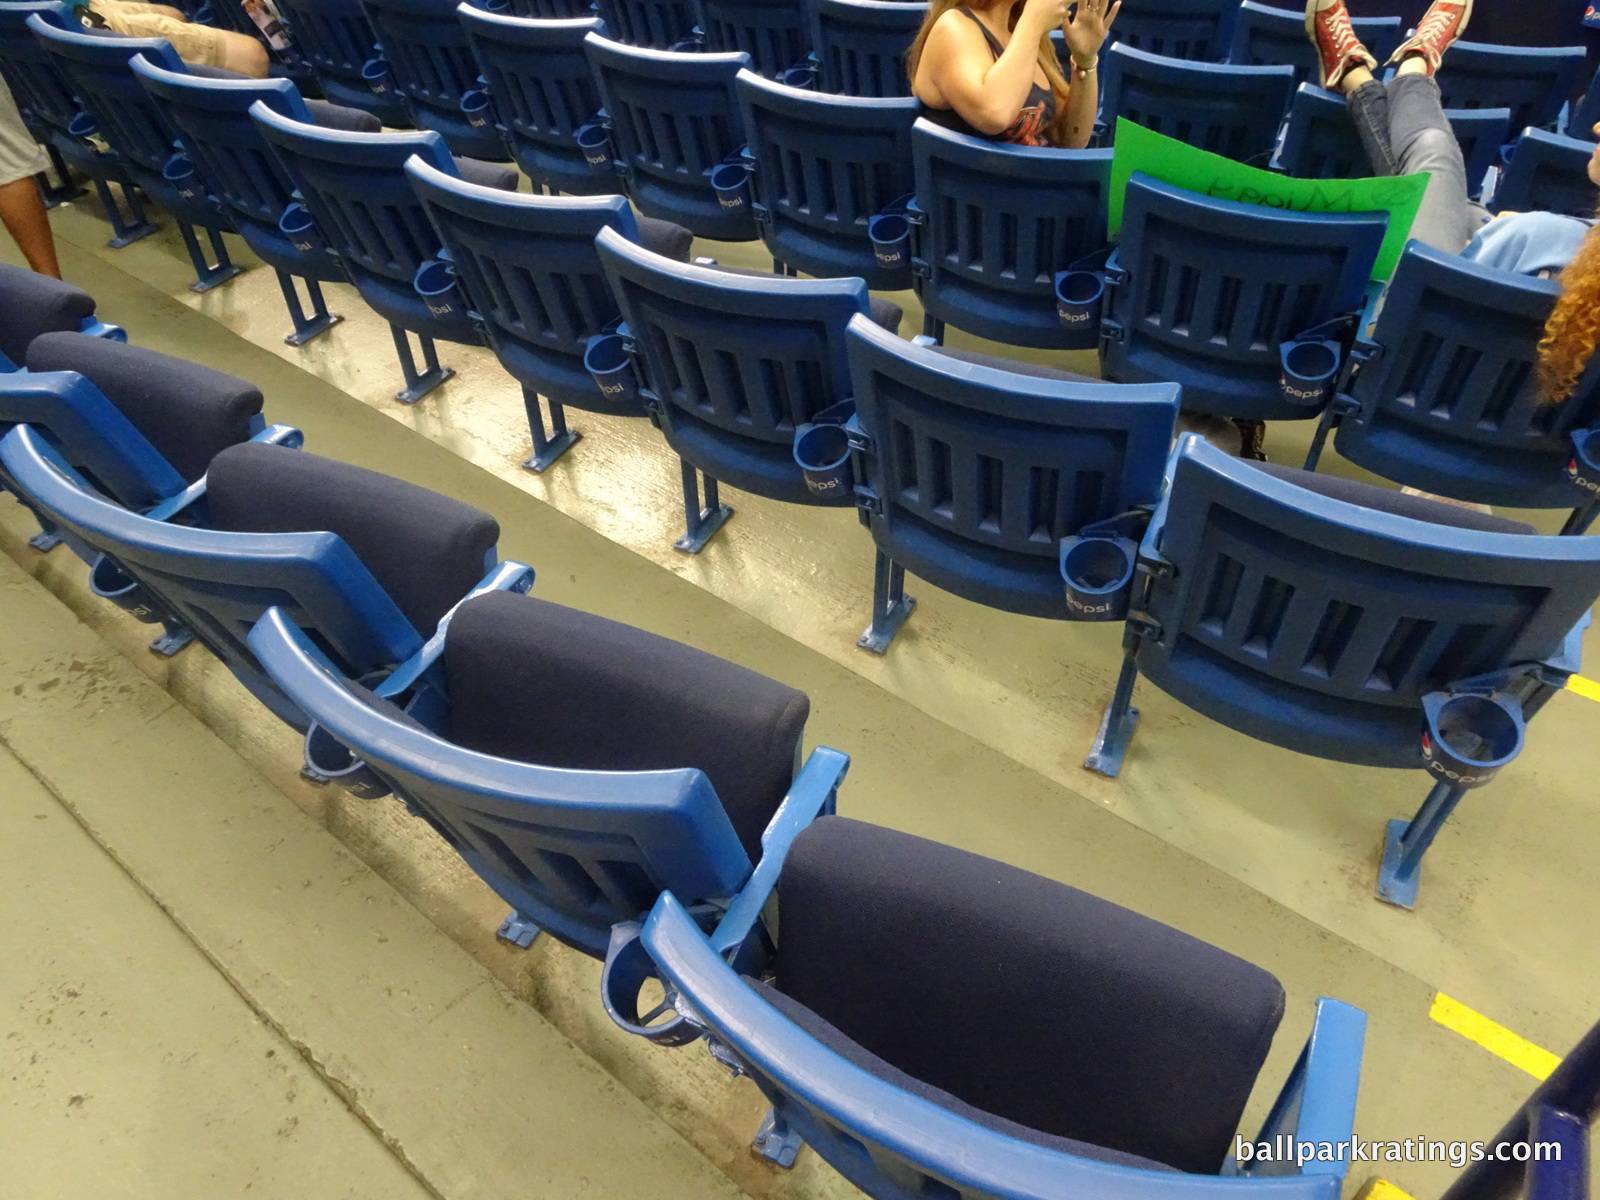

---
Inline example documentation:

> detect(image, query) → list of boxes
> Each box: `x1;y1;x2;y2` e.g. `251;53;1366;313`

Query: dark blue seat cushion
774;816;1287;1175
305;98;382;133
635;214;694;262
0;266;96;368
451;156;519;192
204;442;500;635
442;590;809;864
25;331;262;483
1254;462;1536;535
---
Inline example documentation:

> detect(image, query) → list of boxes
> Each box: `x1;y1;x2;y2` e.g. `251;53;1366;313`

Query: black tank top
919;6;1059;146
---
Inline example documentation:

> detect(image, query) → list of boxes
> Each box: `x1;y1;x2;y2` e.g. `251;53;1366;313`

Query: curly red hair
1538;213;1600;404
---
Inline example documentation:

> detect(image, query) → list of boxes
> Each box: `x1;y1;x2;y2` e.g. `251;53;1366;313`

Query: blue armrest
371;557;536;698
142;423;305;522
77;318;127;343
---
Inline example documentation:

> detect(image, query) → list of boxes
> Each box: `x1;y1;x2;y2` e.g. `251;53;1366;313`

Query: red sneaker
1304;0;1378;91
1388;0;1474;74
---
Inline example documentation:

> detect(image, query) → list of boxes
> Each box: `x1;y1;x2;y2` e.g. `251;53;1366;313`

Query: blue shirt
1461;211;1594;276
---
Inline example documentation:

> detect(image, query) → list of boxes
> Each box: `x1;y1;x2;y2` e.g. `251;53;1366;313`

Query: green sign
1107;118;1429;280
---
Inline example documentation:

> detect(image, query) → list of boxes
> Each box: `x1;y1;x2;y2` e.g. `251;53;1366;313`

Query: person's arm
915;0;1070;135
1055;0;1120;148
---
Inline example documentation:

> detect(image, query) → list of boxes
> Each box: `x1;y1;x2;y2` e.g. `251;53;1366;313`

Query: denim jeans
1345;73;1489;254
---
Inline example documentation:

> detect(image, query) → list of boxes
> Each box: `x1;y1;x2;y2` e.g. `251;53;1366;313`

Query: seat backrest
360;0;484;125
808;0;925;98
1335;240;1600;510
252;102;457;286
458;6;609;194
1492;127;1600;219
0;2;82;135
583;33;754;237
736;70;918;284
1137;436;1600;765
1226;1;1400;90
1434;41;1589;134
246;595;772;959
591;0;695;47
1108;0;1239;61
486;0;596;15
408;156;639;406
848;315;1178;559
1104;173;1387;420
1101;43;1294;164
0;264;97;369
1568;63;1600;140
275;0;379;87
596;225;871;443
694;0;807;78
911;118;1112;349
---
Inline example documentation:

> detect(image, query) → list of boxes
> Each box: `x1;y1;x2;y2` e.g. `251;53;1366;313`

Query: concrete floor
1;188;1596;1200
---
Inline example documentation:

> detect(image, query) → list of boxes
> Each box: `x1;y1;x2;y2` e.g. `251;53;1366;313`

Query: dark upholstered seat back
774;816;1287;1174
26;332;262;483
0;267;96;368
442;590;809;862
205;442;499;636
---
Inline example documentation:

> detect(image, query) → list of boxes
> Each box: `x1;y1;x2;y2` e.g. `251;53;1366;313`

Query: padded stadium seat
605;814;1367;1192
1098;43;1295;165
0;1;158;247
695;0;808;78
247;587;848;955
1434;42;1588;137
1101;174;1387;422
0;265;120;371
407;155;693;471
1227;1;1401;89
736;70;919;288
272;0;413;127
807;0;926;98
457;5;613;195
847;317;1180;652
910;118;1113;349
253;104;516;402
29;17;244;290
359;0;511;160
1087;435;1600;907
1106;0;1240;61
1305;241;1600;534
1491;127;1600;218
584;33;758;240
591;0;696;47
595;226;901;551
0;430;525;726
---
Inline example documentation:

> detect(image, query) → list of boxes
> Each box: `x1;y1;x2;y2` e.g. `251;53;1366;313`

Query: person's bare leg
0;175;60;278
1339;63;1375;94
215;29;270;78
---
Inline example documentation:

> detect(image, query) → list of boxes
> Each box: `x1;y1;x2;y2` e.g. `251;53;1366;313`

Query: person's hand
1061;0;1121;65
1015;0;1073;37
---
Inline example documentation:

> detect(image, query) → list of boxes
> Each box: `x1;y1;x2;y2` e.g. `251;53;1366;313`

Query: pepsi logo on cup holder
1054;269;1104;329
89;555;161;624
584;332;640;403
413;259;463;320
1059;535;1138;621
361;56;392;96
461;86;494;130
711;162;750;214
793;422;854;499
278;202;323;255
303;722;393;800
162;151;205;202
1568;429;1600;494
1279;338;1342;407
575;122;613;170
1419;692;1525;789
869;213;910;271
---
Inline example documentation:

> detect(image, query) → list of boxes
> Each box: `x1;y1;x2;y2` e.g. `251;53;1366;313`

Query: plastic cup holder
1053;269;1104;330
361;56;392;96
67;110;97;139
780;64;817;89
1279;338;1342;407
461;86;494;130
89;555;161;624
278;201;323;254
413;258;464;320
869;212;910;271
711;162;750;215
303;722;393;800
584;331;640;403
793;422;854;500
161;151;206;202
1568;428;1600;494
1059;535;1137;621
575;122;613;169
1420;692;1525;788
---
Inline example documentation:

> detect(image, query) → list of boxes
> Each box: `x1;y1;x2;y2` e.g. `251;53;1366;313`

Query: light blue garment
1461;210;1594;276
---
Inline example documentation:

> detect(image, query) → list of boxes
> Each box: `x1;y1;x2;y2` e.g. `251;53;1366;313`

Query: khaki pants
87;0;231;68
0;82;48;189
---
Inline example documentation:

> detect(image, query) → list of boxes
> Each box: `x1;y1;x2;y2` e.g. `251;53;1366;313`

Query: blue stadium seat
29;16;243;289
458;5;613;195
1491;127;1600;218
847;317;1180;652
1434;41;1588;137
407;155;693;470
806;0;926;99
591;0;696;47
0;0;88;206
476;0;596;15
1087;434;1600;908
736;70;918;287
1227;1;1401;90
595;226;892;550
604;813;1367;1193
0;428;526;727
0;266;122;372
910;118;1113;349
252;104;512;402
1100;174;1387;422
274;0;412;127
132;60;371;346
693;0;808;78
584;33;758;240
359;0;511;160
1107;0;1240;61
1567;64;1600;140
1098;44;1295;165
247;588;848;955
1275;84;1510;201
1304;241;1600;535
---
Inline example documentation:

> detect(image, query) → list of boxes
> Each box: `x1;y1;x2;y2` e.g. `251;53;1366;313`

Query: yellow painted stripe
1356;1179;1419;1200
1568;675;1600;704
1430;993;1560;1080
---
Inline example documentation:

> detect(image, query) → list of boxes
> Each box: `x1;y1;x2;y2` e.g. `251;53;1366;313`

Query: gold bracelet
1072;57;1097;75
